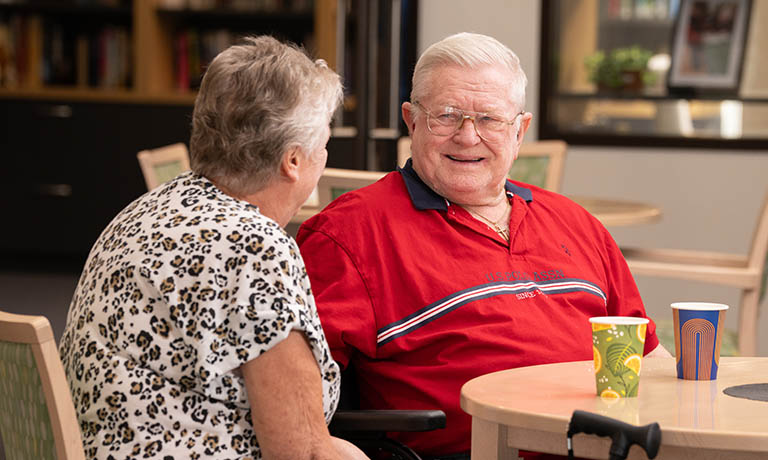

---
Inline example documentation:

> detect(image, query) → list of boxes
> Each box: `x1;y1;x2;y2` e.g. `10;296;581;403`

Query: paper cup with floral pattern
590;316;649;399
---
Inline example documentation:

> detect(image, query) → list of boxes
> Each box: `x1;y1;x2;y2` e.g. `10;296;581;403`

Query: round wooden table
570;196;662;227
460;357;768;459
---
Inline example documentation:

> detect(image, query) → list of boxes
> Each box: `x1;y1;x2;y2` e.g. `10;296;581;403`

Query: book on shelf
79;24;131;88
175;29;189;90
158;0;313;13
0;13;39;89
42;20;77;85
174;27;235;90
0;15;15;87
0;12;131;90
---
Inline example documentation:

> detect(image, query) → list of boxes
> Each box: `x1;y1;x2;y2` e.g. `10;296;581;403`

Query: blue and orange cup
671;302;729;380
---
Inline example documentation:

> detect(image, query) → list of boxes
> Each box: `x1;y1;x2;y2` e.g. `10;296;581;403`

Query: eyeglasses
413;100;524;143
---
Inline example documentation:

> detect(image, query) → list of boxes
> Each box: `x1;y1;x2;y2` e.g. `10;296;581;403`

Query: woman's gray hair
190;35;343;194
411;32;527;115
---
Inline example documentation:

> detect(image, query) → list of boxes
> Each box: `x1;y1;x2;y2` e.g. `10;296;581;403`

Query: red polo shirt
297;160;658;456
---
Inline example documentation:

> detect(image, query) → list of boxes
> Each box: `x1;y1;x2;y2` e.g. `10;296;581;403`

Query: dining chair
397;137;412;168
136;142;191;191
291;167;388;224
396;137;568;192
0;310;86;460
510;140;568;192
621;191;768;356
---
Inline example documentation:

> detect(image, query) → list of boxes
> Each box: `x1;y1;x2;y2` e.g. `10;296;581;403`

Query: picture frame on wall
668;0;752;96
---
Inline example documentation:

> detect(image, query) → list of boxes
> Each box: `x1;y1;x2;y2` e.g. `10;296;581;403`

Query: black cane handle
567;410;661;460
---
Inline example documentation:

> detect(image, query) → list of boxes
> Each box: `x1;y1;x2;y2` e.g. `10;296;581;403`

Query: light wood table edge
570;196;662;227
460;358;768;459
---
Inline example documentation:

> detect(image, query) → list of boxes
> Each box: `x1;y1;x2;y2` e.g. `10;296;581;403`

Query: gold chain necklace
466;202;511;242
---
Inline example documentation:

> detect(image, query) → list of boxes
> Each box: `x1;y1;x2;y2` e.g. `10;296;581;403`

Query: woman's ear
280;146;303;182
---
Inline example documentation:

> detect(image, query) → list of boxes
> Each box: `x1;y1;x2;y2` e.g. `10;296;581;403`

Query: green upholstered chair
622;191;768;356
291;167;387;224
319;168;388;204
397;137;568;193
0;310;85;460
136;143;191;191
508;140;568;192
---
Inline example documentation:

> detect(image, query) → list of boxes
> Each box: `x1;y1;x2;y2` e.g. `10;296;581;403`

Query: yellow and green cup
590;316;649;399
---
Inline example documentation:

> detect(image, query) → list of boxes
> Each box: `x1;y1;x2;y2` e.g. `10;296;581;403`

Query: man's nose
454;115;483;143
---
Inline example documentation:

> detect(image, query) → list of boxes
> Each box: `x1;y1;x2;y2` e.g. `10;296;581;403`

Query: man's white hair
410;32;527;114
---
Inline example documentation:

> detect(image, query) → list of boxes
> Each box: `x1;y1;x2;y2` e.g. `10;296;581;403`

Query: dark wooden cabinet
0;99;192;261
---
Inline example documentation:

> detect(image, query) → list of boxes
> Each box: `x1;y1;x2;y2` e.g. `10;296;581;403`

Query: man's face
402;64;531;207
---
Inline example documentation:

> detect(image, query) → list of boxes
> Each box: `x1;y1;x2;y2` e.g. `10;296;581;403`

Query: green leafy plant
584;46;656;91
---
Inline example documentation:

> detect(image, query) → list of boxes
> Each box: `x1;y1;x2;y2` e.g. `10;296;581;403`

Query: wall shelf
539;0;768;150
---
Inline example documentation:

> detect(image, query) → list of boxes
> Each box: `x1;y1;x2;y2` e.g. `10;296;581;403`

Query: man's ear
280;146;303;183
402;102;416;135
512;113;533;160
517;112;533;143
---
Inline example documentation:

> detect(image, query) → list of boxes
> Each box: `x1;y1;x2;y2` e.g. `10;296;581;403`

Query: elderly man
297;32;669;460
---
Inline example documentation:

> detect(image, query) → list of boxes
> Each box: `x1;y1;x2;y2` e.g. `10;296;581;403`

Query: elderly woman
59;36;366;459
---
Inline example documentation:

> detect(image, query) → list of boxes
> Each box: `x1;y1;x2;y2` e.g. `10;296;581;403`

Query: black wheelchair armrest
329;409;447;433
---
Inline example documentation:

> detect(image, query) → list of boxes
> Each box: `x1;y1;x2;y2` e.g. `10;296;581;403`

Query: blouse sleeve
186;226;325;403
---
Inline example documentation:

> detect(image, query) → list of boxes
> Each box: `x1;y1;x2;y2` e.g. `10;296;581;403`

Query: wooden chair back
316;168;388;207
136;143;191;190
397;137;412;168
291;168;388;224
0;310;85;460
511;140;568;192
748;192;768;301
396;137;568;192
622;190;768;356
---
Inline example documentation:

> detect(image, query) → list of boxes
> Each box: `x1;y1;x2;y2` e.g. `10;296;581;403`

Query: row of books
174;28;234;91
159;0;313;13
604;0;681;20
0;0;127;6
172;27;314;91
0;15;131;89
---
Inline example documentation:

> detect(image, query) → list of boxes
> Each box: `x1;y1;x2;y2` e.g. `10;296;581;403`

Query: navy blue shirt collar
397;158;533;211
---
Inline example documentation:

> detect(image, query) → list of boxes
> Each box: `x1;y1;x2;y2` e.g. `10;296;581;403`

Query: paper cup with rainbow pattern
590;316;649;399
671;302;729;380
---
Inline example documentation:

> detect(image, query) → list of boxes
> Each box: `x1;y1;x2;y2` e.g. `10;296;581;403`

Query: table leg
471;417;520;460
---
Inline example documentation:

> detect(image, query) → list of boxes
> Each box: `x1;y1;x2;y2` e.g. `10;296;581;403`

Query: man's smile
446;154;484;162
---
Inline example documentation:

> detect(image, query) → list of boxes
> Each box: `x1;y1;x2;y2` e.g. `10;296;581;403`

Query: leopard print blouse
59;172;340;459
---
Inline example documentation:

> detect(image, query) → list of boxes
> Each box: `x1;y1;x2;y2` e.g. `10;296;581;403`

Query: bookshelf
0;0;340;263
0;0;417;262
0;0;335;104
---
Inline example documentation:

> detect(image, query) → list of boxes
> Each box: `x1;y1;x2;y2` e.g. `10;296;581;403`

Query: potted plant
584;46;656;92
